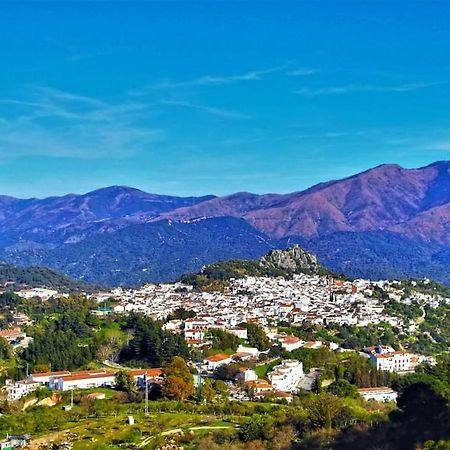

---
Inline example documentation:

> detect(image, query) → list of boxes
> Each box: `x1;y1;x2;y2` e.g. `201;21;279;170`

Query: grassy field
254;358;281;378
27;409;239;449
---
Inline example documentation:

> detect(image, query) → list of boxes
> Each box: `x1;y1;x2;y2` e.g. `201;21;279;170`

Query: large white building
50;371;116;391
268;359;304;392
357;387;398;402
15;288;59;301
237;368;258;383
26;368;163;394
369;351;421;373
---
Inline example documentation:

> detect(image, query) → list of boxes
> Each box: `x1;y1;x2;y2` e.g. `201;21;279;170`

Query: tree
246;324;270;351
312;374;322;394
115;371;136;394
271;425;297;450
199;378;216;404
305;393;343;430
167;307;196;321
121;314;189;366
208;329;239;352
213;380;230;401
214;363;240;381
162;356;194;401
163;376;194;401
199;379;230;404
0;338;12;360
328;380;358;398
96;329;126;362
239;414;274;442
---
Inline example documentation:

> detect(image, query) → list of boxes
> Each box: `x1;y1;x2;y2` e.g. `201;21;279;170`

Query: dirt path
28;430;72;450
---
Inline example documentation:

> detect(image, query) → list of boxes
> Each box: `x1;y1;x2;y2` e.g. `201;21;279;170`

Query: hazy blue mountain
1;161;449;285
6;217;276;286
0;186;215;248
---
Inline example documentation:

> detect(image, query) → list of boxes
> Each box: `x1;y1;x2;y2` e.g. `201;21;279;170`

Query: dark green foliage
11;217;274;286
214;363;241;381
115;370;137;394
120;314;189;366
336;323;399;350
287;347;338;373
343;354;394;388
0;292;21;309
208;329;240;352
328;380;358;398
311;375;322;394
331;360;450;449
334;383;450;450
167;307;196;321
239;414;274;441
22;296;100;371
246;323;270;351
416;303;450;355
0;261;96;292
24;329;96;371
0;338;12;360
384;299;422;321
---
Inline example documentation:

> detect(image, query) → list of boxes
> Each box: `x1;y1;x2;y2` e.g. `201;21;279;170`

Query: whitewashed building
268;359;304;392
204;354;233;371
357;387;398;402
5;379;40;401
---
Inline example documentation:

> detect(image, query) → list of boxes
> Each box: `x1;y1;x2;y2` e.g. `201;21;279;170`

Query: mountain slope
162;161;450;241
6;217;276;286
0;261;96;292
286;232;450;284
0;161;449;285
0;186;215;248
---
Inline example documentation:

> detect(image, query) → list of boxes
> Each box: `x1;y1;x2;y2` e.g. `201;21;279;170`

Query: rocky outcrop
259;244;321;274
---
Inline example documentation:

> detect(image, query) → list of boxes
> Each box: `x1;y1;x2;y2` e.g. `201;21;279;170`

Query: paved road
298;370;320;391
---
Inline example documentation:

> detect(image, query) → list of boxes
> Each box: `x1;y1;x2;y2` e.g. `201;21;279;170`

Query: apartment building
268;359;304;392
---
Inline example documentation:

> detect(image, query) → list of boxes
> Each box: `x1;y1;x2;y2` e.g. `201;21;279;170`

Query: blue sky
0;1;449;198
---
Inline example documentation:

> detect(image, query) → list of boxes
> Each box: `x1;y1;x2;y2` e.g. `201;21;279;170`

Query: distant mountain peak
0;160;449;286
426;160;450;170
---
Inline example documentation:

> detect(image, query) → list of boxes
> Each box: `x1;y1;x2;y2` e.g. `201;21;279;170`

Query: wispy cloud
0;87;162;160
131;65;287;94
162;99;250;119
414;140;450;152
295;81;445;96
287;68;318;76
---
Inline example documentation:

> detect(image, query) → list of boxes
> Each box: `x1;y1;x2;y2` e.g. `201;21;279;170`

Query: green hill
0;261;98;293
180;244;329;290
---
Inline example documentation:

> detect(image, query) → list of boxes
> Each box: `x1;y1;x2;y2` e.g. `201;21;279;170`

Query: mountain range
1;161;449;286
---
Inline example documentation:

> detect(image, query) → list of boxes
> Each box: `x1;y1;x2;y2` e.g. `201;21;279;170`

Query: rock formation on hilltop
259;244;320;274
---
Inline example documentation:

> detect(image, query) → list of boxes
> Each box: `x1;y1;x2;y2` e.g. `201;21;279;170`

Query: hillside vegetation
181;245;329;290
0;261;97;292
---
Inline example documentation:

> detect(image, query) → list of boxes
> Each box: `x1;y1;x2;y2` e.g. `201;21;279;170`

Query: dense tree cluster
245;323;270;351
208;329;240;352
24;329;96;371
120;314;189;366
23;297;99;371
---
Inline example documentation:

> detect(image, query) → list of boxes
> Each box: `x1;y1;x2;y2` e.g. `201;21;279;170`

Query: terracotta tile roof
206;353;231;362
